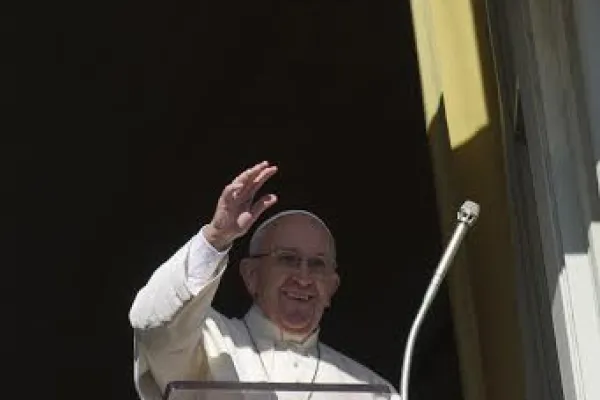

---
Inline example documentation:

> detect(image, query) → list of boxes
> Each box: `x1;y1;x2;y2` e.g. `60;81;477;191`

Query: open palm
207;161;278;249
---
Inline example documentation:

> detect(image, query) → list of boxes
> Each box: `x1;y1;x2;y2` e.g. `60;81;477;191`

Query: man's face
241;215;340;337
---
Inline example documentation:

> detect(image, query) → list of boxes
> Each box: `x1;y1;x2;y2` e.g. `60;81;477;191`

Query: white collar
243;304;320;350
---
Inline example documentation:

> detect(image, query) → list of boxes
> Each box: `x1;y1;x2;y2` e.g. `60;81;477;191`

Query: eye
307;257;327;270
277;252;300;266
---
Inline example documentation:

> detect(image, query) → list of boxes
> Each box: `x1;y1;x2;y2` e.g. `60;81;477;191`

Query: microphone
399;200;480;400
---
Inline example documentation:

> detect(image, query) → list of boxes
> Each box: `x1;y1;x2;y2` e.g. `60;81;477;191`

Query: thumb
236;194;277;234
250;194;278;222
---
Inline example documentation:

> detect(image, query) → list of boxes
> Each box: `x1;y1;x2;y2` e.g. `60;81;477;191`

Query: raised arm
128;227;229;331
128;161;278;399
129;160;278;328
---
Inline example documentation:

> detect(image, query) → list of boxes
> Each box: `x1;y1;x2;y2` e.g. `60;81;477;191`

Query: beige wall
409;1;526;400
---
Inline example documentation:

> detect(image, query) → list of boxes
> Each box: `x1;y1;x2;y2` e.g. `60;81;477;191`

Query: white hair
248;209;336;257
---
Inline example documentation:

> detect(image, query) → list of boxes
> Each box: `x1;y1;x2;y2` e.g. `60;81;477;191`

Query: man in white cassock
129;161;401;400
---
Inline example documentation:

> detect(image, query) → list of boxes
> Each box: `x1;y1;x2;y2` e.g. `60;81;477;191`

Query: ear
239;258;259;299
324;272;340;308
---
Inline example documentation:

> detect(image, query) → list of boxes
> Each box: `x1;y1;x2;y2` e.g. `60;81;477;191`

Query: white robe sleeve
128;226;230;400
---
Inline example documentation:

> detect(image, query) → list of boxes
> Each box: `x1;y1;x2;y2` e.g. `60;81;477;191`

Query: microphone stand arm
400;200;480;400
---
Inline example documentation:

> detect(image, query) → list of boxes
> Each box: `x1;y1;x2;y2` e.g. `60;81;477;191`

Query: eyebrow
274;246;329;257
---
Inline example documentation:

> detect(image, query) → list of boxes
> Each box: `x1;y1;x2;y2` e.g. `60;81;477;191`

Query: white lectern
164;381;392;400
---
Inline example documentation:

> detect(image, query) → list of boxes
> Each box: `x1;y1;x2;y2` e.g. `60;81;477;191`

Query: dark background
9;1;463;399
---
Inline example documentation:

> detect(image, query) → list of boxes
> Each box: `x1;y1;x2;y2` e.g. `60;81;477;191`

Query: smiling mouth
281;289;315;301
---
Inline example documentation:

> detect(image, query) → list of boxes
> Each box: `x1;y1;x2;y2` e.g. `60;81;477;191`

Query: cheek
315;284;331;306
258;270;288;296
318;279;338;306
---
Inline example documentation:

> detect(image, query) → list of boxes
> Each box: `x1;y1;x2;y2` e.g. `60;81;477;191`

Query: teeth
284;291;311;300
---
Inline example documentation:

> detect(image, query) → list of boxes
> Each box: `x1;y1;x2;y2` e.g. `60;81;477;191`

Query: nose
292;260;314;285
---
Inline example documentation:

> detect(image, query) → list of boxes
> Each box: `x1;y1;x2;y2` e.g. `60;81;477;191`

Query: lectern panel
164;381;392;400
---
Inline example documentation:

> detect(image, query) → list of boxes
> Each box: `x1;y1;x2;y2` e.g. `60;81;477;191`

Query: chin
279;313;320;336
285;318;312;330
281;321;315;336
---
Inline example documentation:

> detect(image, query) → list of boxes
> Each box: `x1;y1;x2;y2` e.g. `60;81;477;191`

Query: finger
248;194;278;223
232;161;270;186
253;165;278;186
222;182;245;202
240;165;278;201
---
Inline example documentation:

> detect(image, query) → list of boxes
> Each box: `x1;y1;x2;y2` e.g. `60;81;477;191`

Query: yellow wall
409;1;526;400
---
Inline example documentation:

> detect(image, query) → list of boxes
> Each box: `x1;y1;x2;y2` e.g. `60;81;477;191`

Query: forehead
259;215;334;254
